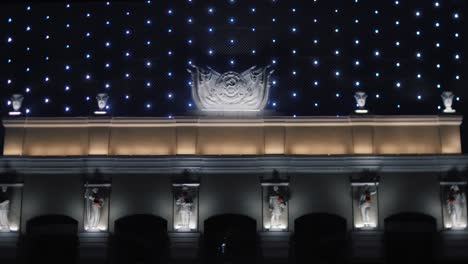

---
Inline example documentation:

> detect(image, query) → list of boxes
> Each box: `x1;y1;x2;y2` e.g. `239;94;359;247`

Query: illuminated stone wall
2;115;462;156
4;168;452;233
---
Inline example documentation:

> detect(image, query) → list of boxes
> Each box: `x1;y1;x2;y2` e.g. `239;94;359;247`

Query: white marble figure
0;186;10;231
354;91;368;113
84;188;104;230
187;65;274;111
447;185;466;228
11;94;24;112
359;187;377;227
441;91;456;113
269;186;286;229
176;187;193;230
96;93;109;111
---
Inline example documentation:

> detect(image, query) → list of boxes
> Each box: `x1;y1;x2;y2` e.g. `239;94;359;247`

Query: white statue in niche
176;187;194;230
359;186;377;227
269;186;287;229
441;91;456;113
84;188;105;231
187;65;274;111
11;94;24;113
0;186;10;231
447;185;466;228
354;91;368;114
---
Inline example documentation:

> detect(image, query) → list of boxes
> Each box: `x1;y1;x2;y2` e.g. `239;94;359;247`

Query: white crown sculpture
188;65;274;111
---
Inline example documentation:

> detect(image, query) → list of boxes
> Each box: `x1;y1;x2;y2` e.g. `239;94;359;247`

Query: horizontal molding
261;182;289;186
0;155;467;174
172;183;200;187
84;183;111;187
351;182;379;186
440;181;467;185
2;115;463;128
0;183;23;187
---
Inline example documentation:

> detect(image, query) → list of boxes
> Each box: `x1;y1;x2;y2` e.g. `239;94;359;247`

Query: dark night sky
0;1;467;152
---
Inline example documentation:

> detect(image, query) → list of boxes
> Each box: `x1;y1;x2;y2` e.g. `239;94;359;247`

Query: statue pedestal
350;230;384;262
168;232;201;261
0;232;19;263
259;231;291;261
79;232;109;263
440;230;468;261
8;111;21;116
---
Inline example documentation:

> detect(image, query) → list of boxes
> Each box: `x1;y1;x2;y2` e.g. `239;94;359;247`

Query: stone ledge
259;231;291;260
79;232;109;262
0;233;19;261
350;230;384;262
168;232;201;260
440;230;468;260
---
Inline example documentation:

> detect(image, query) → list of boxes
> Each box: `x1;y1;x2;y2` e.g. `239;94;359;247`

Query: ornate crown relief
188;65;274;111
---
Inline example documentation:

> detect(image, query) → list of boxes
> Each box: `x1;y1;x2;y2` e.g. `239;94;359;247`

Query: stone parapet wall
2;115;462;156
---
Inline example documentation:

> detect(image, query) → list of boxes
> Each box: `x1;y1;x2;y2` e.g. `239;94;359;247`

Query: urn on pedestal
441;91;456;113
9;94;24;116
354;91;368;114
94;93;109;115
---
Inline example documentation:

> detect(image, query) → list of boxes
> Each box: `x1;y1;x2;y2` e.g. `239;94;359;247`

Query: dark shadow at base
384;212;437;264
293;213;348;264
111;214;169;264
204;214;257;264
21;214;78;264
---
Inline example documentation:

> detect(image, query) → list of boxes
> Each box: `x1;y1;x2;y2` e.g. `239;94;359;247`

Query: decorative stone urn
354;91;368;114
441;91;456;113
95;93;109;114
9;94;24;115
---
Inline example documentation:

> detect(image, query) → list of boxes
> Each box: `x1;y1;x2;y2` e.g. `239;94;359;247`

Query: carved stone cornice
3;115;462;128
0;155;467;174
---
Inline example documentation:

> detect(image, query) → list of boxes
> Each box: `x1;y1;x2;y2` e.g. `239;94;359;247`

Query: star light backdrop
0;1;467;147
